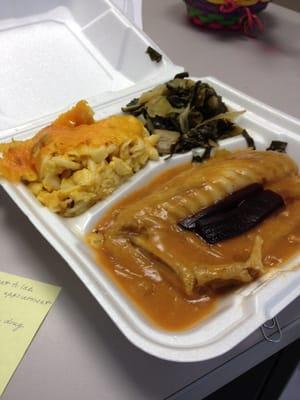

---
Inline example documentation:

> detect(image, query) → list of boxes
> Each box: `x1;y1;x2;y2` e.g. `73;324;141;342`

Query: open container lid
0;0;182;133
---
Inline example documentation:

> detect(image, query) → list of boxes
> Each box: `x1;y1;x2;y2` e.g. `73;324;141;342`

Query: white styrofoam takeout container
1;0;300;362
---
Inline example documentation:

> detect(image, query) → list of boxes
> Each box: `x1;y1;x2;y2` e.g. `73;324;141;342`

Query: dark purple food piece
194;190;285;244
179;183;263;230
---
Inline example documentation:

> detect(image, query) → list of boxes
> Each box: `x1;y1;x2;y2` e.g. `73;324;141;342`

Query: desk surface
1;3;300;400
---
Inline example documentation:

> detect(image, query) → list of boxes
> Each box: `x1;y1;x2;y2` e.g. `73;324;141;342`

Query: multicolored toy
184;0;271;35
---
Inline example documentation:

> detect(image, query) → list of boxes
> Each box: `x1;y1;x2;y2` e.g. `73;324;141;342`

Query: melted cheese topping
0;101;145;182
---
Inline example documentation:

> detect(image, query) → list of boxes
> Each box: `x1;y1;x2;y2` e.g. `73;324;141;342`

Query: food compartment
2;77;300;361
78;81;300;347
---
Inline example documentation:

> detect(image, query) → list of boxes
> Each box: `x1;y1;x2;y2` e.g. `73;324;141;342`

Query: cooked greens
173;118;243;154
192;147;212;164
267;140;287;153
242;130;256;150
146;46;162;63
155;130;181;155
173;72;190;79
122;73;250;157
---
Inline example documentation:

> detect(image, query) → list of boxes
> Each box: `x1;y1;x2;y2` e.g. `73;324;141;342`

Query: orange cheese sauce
0;100;144;182
89;163;300;332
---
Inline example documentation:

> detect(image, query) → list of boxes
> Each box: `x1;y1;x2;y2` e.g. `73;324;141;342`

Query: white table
1;2;300;399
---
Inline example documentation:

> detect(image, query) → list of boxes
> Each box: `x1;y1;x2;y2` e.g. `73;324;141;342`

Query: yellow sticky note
0;271;61;396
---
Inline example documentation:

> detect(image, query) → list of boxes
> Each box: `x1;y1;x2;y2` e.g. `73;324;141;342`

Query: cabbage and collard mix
122;72;253;159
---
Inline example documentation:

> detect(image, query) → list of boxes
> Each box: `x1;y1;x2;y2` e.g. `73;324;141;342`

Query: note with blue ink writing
0;271;61;396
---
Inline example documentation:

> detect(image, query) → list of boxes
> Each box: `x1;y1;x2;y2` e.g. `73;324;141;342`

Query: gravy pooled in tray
87;149;300;331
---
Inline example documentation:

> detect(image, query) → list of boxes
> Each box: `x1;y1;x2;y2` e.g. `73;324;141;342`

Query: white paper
111;0;143;29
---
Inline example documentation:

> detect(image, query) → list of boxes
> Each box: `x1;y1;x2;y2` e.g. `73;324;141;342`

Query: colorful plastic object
184;0;271;35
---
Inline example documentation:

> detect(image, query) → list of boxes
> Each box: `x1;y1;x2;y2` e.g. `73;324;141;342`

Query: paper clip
261;317;282;343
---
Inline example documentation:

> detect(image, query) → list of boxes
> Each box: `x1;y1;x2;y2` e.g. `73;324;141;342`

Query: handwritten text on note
0;271;61;396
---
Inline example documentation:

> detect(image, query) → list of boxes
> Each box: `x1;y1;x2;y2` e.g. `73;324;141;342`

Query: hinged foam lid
0;0;182;133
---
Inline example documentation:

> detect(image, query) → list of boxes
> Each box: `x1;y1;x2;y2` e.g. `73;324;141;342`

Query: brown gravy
87;163;300;332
